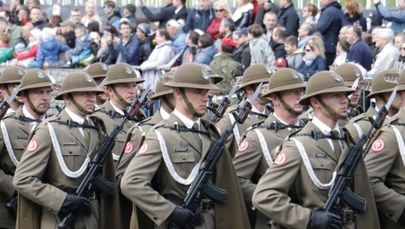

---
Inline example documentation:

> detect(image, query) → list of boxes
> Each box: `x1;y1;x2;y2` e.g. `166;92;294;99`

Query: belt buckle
341;209;355;225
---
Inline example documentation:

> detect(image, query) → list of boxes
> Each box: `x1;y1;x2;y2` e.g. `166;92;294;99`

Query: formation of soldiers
1;62;405;229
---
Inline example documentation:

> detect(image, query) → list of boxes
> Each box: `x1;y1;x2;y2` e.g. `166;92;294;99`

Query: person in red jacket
10;28;41;67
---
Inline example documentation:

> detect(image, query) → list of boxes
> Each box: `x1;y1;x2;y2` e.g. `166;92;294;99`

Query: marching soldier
216;64;272;157
346;69;400;143
93;63;144;163
13;72;121;229
364;69;405;228
116;72;176;229
84;62;110;108
253;71;380;229
0;69;52;229
121;63;250;229
0;66;25;116
233;68;306;228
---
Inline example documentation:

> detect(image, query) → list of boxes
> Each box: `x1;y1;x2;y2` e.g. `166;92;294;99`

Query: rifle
180;83;262;219
324;85;397;215
209;78;241;123
5;192;17;216
58;85;151;229
0;85;20;120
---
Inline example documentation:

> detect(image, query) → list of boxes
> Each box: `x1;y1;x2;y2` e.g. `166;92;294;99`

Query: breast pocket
312;159;336;185
61;144;87;171
11;139;27;160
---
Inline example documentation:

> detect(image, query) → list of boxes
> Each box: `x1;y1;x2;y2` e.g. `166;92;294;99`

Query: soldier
345;69;400;143
93;63;145;163
0;69;52;229
13;72;121;229
84;62;110;108
121;63;250;229
116;72;176;229
216;64;272;157
233;68;306;228
364;69;405;228
0;66;25;115
253;71;380;229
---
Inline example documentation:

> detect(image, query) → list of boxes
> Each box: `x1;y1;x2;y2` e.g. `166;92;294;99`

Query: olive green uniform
345;106;378;143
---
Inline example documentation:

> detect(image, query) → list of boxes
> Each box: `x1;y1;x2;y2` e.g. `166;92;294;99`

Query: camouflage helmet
208;69;223;84
366;69;398;98
0;66;25;85
165;63;218;90
84;62;109;79
262;68;305;97
239;64;272;89
299;71;355;105
55;72;104;100
19;69;53;92
333;63;363;87
150;72;174;99
105;63;144;85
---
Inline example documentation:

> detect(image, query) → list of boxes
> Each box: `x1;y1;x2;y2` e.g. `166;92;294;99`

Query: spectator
316;0;344;67
17;6;30;26
110;21;140;65
297;22;314;49
394;33;405;50
139;0;175;28
0;9;13;23
394;42;405;71
218;17;235;42
285;35;303;69
254;0;280;27
339;25;350;40
172;0;188;21
95;25;120;64
184;0;215;32
366;9;383;33
0;33;13;63
209;38;243;95
30;6;48;29
9;0;25;24
195;33;216;64
271;25;287;59
11;28;41;67
65;24;93;66
49;15;62;28
343;0;367;31
81;0;103;32
206;0;232;40
122;4;137;24
136;23;154;65
302;3;318;25
141;28;176;92
262;11;277;44
58;21;76;49
297;35;327;80
166;19;186;53
21;23;33;45
104;0;121;30
69;7;82;26
346;25;373;70
248;23;275;67
368;28;399;78
374;0;405;34
30;27;70;68
277;0;299;36
0;17;23;47
232;0;254;30
331;38;350;69
233;28;251;69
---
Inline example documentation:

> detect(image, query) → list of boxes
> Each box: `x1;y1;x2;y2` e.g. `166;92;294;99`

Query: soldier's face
26;87;52;114
319;92;348;118
70;91;97;116
183;88;209;117
349;87;361;106
108;83;137;108
279;88;304;113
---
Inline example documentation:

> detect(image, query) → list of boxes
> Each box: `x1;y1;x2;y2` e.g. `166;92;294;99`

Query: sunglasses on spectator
401;47;405;50
305;48;312;52
215;9;224;12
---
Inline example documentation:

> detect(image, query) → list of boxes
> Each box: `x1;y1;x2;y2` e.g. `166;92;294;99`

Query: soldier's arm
252;141;311;229
364;128;405;222
120;131;176;226
0;133;15;199
13;126;67;214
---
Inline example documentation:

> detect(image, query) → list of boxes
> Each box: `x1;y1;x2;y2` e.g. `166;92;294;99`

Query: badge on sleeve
274;152;287;165
371;139;385;153
138;143;149;155
26;140;38;152
124;142;133;155
238;140;249;152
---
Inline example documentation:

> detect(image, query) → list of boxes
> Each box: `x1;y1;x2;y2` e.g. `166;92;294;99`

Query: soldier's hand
168;207;201;229
60;194;91;215
307;211;342;229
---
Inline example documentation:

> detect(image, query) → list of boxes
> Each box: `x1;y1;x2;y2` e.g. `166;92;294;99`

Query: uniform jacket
365;108;405;229
13;110;121;229
209;53;243;95
253;121;380;229
316;1;343;54
121;113;251;228
345;106;377;143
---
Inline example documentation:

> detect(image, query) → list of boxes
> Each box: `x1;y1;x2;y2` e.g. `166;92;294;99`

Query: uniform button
69;151;72;154
182;156;186;160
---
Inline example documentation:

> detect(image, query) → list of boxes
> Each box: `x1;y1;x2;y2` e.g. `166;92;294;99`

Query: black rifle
180;83;262;220
58;85;151;229
209;78;241;123
0;85;20;120
324;87;397;215
5;192;17;216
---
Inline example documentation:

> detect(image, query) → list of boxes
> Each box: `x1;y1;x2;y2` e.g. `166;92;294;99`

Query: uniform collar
22;105;46;121
160;107;171;120
109;100;125;115
173;109;201;129
312;116;340;136
274;112;300;126
65;107;88;124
